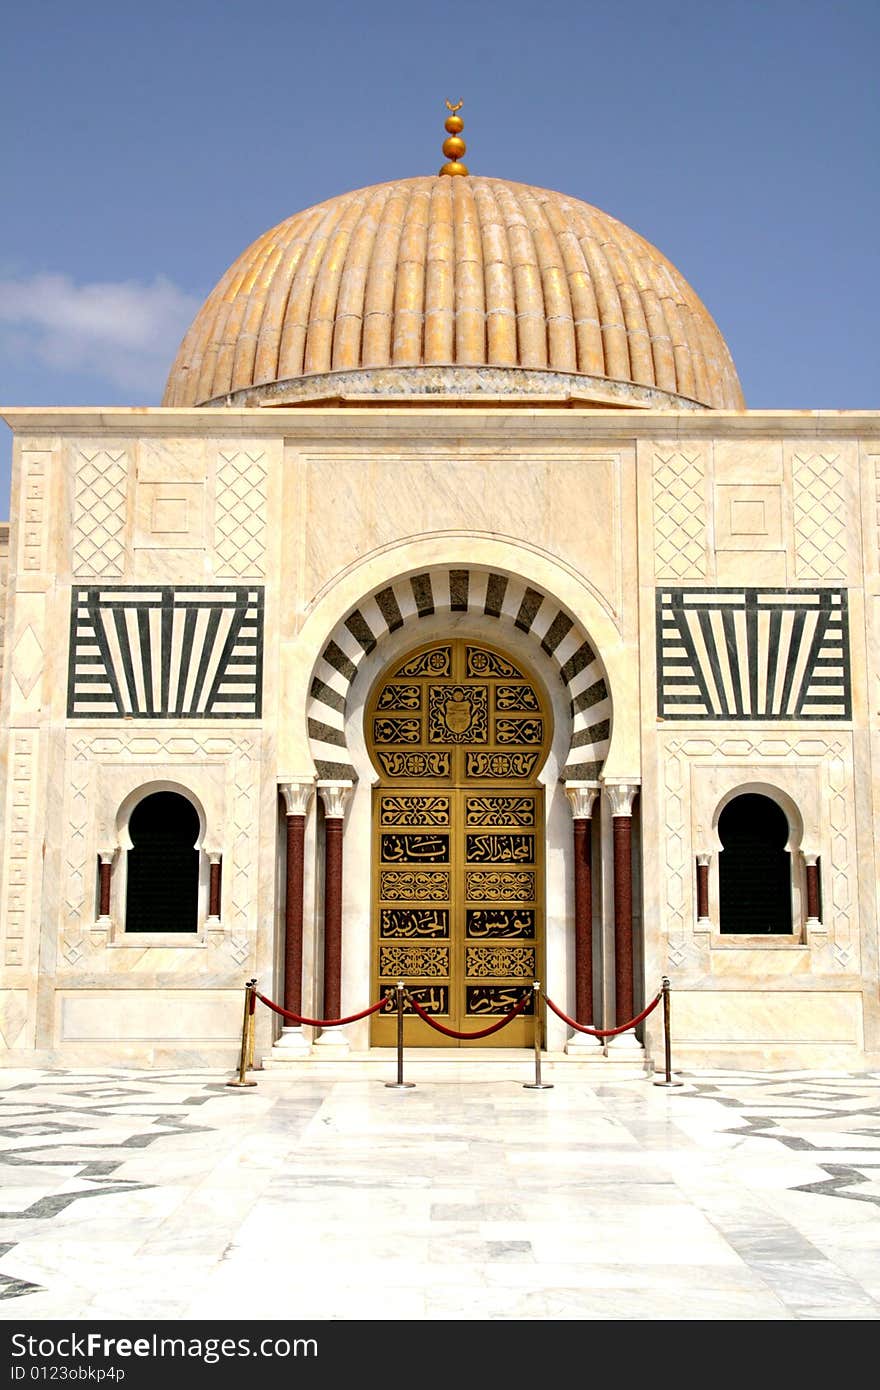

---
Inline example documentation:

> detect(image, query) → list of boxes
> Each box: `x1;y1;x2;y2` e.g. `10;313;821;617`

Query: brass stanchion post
227;978;258;1088
523;982;553;1090
385;981;415;1089
653;976;683;1088
246;983;257;1071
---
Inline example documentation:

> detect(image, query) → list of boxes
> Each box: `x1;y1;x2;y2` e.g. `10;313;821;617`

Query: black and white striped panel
308;568;611;780
657;587;850;719
68;586;263;718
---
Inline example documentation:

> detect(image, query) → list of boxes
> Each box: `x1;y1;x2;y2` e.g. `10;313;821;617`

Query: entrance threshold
260;1047;652;1081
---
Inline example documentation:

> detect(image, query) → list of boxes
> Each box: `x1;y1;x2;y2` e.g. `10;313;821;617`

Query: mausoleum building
2;117;878;1069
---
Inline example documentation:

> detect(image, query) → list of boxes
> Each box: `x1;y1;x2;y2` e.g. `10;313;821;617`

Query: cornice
3;405;880;444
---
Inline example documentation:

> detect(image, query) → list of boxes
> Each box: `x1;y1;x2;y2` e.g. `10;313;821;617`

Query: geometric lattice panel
68;586;263;718
657;587;850;719
72;449;129;578
214;449;267;578
652;449;708;580
792;452;846;580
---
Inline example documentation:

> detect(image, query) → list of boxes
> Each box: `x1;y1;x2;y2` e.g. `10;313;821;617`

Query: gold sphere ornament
439;99;469;176
442;135;466;160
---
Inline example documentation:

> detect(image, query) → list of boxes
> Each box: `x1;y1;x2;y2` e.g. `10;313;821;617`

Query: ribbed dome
163;176;744;411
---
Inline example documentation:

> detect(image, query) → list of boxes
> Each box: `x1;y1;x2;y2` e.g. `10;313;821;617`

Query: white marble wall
0;408;876;1067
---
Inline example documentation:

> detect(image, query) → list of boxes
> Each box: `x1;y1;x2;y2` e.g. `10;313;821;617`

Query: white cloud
0;272;200;397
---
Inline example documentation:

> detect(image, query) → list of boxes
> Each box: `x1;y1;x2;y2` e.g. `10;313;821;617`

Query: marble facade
0;406;878;1068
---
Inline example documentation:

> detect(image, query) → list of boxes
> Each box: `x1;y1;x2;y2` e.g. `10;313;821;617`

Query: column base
606;1027;643;1052
565;1031;603;1054
696;916;713;933
264;1026;311;1064
89;917;112;946
312;1026;351;1057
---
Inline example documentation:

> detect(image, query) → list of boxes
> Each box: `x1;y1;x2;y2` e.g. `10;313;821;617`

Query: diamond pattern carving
61;930;86;966
72;450;129;578
214;450;267;577
663;747;688;968
11;625;43;700
792;453;846;580
652;451;708;579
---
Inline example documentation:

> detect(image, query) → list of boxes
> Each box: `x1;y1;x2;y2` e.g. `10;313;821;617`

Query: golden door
368;639;551;1047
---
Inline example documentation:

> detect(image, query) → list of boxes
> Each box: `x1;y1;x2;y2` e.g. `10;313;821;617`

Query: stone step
259;1047;653;1081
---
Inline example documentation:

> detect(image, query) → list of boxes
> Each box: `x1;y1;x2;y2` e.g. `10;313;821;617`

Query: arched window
719;793;792;935
125;791;200;933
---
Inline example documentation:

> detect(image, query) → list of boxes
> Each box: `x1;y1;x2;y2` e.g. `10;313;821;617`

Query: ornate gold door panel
368;640;551;1047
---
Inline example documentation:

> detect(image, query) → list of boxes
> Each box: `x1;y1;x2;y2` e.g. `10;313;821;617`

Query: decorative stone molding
2;731;39;968
19;452;49;574
565;781;600;820
662;734;855;972
318;780;353;821
61;731;258;967
603;781;639;818
279;778;316;818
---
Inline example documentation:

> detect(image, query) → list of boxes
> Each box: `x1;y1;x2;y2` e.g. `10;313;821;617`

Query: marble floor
0;1063;878;1321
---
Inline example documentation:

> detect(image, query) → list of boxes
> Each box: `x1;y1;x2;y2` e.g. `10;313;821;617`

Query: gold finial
439;98;468;177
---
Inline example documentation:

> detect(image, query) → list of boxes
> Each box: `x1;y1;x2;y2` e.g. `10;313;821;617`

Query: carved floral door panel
368;640;551;1047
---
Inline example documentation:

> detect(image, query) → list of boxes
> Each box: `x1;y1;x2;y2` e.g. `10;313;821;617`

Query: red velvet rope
406;989;532;1039
544;990;662;1038
255;991;388;1028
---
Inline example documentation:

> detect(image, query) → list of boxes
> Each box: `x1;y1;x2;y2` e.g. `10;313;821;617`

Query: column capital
696;852;712;868
206;850;222;867
318;780;354;820
603;780;640;818
279;777;316;818
802;850;820;867
565;781;600;820
98;848;116;866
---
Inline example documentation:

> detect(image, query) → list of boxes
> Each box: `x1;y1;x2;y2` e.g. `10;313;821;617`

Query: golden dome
163;176;744;410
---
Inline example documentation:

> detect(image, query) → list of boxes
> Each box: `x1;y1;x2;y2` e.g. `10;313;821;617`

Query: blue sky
1;0;878;513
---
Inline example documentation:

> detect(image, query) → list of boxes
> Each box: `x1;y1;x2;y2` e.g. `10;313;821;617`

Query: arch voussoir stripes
307;566;611;782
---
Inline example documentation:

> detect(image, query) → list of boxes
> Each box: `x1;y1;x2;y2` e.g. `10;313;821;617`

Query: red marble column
613;818;633;1024
284;815;306;1015
98;855;112;917
606;783;639;1027
323;819;344;1020
208;856;222;918
805;853;821;922
565;783;599;1028
696;855;710;920
573;819;593;1024
317;781;352;1026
